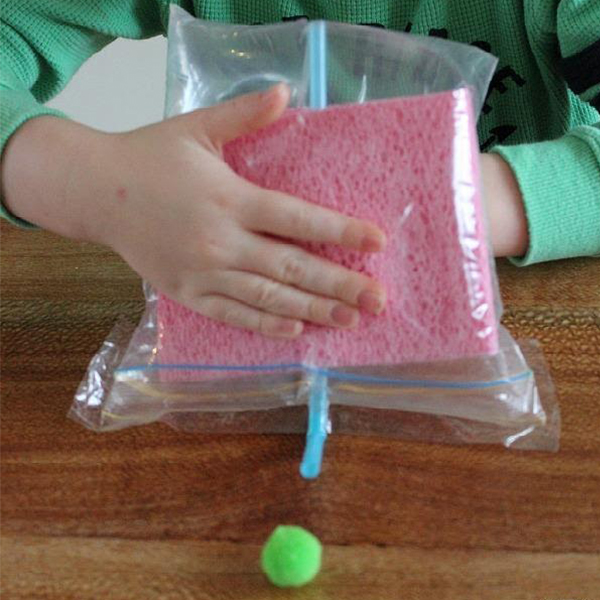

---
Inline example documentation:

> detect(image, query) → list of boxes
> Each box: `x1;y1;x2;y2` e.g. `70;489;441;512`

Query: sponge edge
261;525;323;587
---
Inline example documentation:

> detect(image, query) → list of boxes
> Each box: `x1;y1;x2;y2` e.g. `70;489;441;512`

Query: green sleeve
0;0;176;227
491;0;600;265
492;127;600;265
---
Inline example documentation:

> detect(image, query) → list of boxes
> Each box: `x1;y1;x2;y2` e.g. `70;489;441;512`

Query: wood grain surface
2;220;600;599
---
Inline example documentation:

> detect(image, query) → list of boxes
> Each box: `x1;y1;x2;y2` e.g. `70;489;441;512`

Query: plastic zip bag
71;7;560;474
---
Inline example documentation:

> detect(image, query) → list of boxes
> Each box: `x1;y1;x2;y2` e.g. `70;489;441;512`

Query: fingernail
358;290;385;315
331;304;359;328
263;83;286;105
273;319;303;337
361;232;386;253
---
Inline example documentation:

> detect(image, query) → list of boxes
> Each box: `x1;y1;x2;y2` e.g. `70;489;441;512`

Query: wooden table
2;220;599;599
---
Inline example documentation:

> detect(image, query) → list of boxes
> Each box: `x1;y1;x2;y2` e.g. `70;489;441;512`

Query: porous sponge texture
157;89;498;378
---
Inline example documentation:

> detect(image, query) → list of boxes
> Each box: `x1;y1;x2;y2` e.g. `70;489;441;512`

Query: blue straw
300;371;330;479
308;21;327;109
300;21;329;479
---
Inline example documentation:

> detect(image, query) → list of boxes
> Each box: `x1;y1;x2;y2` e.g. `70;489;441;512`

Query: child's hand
91;85;387;337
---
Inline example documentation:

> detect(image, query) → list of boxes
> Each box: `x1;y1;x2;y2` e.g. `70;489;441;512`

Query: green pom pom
261;525;322;588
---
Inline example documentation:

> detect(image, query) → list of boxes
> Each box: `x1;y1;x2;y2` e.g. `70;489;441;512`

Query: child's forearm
480;152;529;258
1;116;111;243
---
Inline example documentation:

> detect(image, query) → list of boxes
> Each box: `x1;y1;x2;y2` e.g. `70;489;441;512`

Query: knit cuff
491;132;600;265
1;87;67;229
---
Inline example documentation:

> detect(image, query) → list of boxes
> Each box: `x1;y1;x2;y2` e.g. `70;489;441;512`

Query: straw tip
300;460;321;479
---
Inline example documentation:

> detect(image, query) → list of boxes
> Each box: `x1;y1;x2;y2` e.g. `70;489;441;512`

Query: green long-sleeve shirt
2;1;600;265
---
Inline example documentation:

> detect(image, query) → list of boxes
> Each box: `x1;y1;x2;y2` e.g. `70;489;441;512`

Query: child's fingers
192;294;303;338
237;235;387;315
204;270;360;329
244;188;386;252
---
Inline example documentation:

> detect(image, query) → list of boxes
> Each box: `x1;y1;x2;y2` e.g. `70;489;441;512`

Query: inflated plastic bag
71;7;560;475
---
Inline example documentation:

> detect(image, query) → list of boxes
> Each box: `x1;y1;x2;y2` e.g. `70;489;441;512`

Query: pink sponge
157;88;498;379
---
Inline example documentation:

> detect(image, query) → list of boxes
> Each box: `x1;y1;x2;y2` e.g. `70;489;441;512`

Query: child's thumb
191;84;290;146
